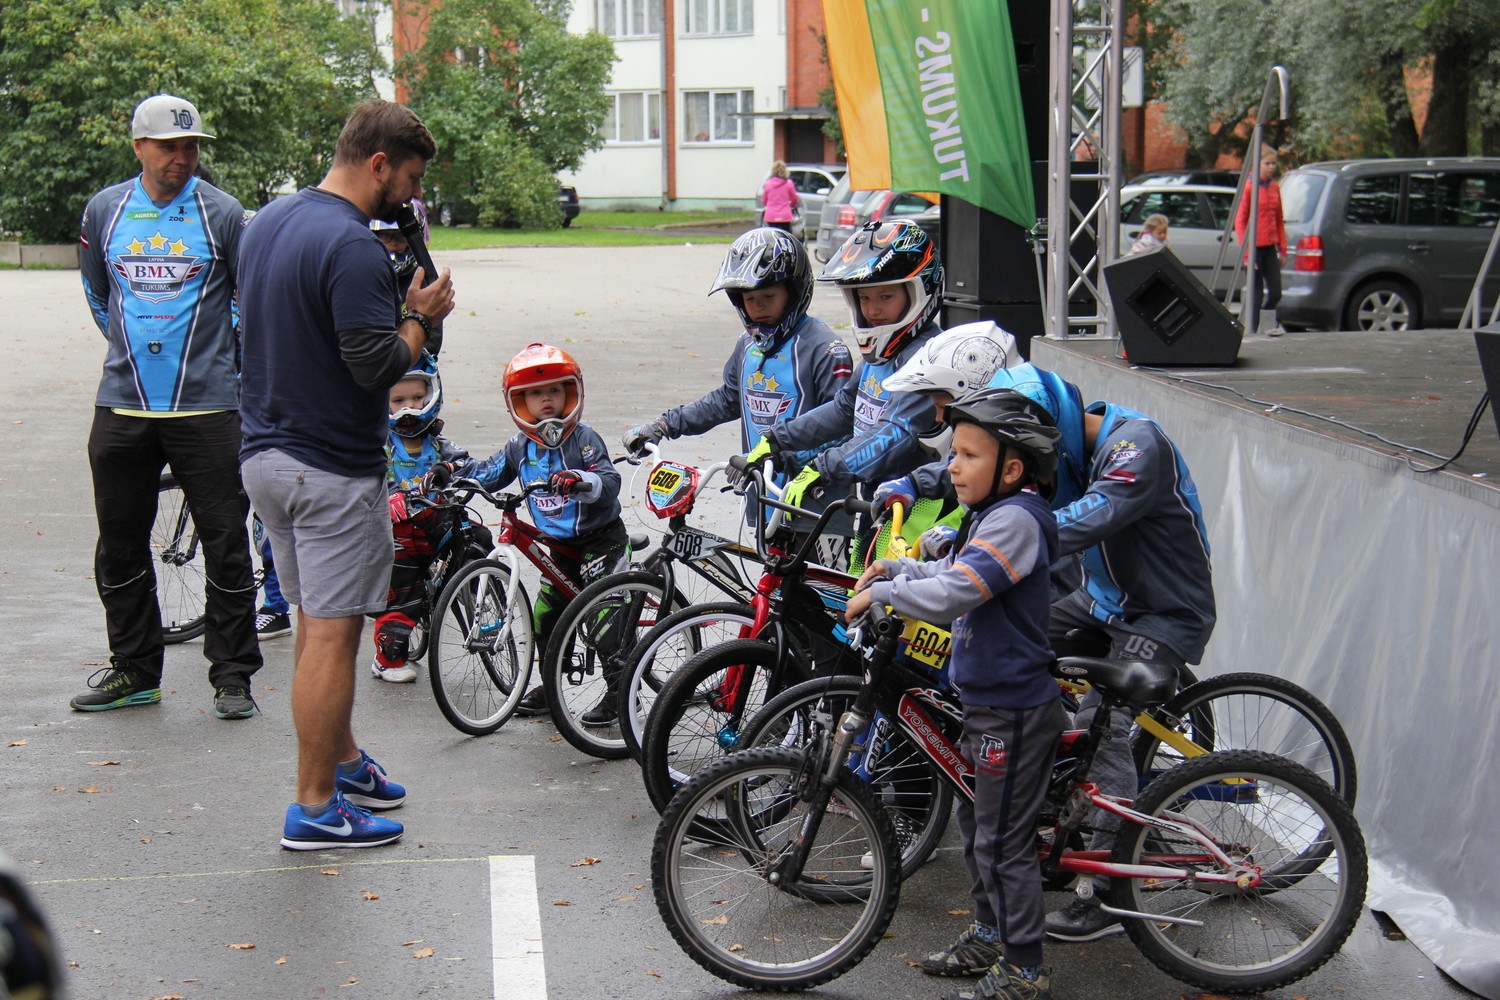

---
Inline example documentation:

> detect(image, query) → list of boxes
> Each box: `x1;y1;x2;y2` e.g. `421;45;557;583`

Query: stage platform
1033;329;1500;999
1042;327;1500;487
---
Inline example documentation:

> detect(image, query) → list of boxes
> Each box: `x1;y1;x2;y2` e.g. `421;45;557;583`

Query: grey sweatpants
957;698;1067;969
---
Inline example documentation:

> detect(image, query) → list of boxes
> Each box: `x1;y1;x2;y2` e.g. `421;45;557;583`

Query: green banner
865;0;1036;227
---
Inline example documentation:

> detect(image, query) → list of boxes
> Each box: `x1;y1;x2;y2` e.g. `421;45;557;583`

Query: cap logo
171;108;196;131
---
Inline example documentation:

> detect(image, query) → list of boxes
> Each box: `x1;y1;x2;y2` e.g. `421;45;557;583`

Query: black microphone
394;202;438;287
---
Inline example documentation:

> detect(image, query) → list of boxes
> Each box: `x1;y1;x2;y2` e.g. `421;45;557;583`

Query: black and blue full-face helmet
819;219;944;362
710;227;815;351
389;352;442;438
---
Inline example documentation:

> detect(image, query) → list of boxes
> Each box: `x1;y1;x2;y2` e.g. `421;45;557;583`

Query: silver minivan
1278;157;1500;330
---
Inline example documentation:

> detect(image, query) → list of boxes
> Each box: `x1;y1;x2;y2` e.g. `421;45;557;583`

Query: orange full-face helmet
504;342;584;447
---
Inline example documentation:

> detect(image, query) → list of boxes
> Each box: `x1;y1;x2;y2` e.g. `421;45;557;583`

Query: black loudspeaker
1475;326;1500;438
943;195;1038;303
1104;246;1243;366
942;299;1046;360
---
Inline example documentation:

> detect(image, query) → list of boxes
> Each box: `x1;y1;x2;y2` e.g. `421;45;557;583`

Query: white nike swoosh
303;817;353;836
343;771;378;792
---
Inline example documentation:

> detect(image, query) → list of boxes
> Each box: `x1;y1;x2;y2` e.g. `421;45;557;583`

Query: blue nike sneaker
335;749;406;810
280;790;403;850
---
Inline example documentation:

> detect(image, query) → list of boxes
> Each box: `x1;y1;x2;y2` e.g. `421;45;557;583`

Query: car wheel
1342;279;1419;331
561;216;572;228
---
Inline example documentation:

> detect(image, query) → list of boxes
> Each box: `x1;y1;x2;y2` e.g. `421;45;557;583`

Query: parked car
1119;183;1242;294
812;173;877;262
1128;168;1242;188
754;163;846;238
1278;157;1500;331
557;185;581;227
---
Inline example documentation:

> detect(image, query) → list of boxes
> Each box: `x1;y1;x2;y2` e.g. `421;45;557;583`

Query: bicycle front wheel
641;638;787;813
1110;749;1367;994
428;559;533;736
1133;672;1357;805
541;571;679;760
739;677;953;881
652;747;901;990
154;476;207;643
620;601;755;761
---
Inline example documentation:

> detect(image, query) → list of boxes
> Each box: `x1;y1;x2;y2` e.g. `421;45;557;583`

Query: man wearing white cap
75;94;262;720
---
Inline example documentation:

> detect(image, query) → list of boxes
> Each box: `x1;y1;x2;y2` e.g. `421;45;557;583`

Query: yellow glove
745;436;773;465
783;465;821;508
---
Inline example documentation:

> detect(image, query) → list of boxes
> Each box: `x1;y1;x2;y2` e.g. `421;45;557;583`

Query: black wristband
404;311;433;341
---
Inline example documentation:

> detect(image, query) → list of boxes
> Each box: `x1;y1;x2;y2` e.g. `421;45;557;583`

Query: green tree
399;0;614;229
0;0;379;243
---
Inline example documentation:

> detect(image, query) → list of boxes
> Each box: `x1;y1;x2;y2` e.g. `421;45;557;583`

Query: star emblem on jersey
862;371;883;396
113;230;205;303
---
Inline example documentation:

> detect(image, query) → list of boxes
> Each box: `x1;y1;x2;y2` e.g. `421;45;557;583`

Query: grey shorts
241;449;391;618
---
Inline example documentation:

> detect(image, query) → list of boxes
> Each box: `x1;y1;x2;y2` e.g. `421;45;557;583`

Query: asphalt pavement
1;250;1478;999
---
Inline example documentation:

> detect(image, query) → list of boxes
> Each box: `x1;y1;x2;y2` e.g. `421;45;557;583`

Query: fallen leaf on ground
275;956;287;965
175;899;197;904
362;891;379;900
139;838;152;844
633;884;645;890
549;734;564;742
646;969;662;978
906;961;921;967
413;947;435;959
320;868;339;876
700;915;729;925
151;994;184;1000
552;900;570;906
78;786;101;794
613;894;637;902
947;909;970;916
343;975;358;984
7;740;27;747
89;760;121;766
402;940;424;947
570;857;601;867
225;942;255;950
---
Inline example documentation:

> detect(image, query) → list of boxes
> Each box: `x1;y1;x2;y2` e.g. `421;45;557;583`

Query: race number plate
667;526;732;560
900;618;953;673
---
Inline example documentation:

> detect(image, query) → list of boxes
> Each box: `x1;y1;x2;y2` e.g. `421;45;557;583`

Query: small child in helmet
621;228;853;558
845;389;1066;1000
370;355;491;683
467;342;628;718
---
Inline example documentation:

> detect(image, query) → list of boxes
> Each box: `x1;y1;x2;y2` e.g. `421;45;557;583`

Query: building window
599;91;663;143
599;0;661;38
683;89;754;142
683;0;753;35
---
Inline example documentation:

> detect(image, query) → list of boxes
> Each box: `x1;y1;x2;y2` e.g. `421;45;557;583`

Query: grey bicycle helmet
946;387;1062;498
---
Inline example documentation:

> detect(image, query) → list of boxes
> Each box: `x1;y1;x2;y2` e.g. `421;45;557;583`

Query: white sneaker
370;660;418;683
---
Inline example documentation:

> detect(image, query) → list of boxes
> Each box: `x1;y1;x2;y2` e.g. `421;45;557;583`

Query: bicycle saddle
629;531;651;552
1052;656;1177;709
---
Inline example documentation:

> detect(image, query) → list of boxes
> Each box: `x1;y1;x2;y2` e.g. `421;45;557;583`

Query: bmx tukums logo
978;735;1007;773
111;231;204;304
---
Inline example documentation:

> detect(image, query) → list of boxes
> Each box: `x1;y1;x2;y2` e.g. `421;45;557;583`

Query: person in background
1234;146;1287;336
75;94;263;719
760;161;801;238
1127;213;1169;256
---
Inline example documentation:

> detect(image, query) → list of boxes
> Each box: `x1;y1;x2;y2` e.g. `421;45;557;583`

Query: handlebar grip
843;497;876;519
728;454;750;473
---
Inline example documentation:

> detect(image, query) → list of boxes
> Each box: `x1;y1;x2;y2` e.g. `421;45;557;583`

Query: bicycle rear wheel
428;559;533;736
641;638;786;813
652;747;900;990
1133;672;1357;805
620;601;755;761
541;571;679;760
1110;749;1366;994
739;677;953;881
154;475;207;643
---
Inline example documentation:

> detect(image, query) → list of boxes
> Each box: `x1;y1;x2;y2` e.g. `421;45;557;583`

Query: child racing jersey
460;423;623;540
80;175;250;411
387;426;473;492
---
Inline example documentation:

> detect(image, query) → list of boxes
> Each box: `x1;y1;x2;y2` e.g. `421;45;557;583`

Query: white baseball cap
131;94;215;140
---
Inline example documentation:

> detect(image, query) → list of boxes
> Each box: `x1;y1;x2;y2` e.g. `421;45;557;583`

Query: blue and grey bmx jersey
1055;402;1216;663
660;315;854;468
460;424;623;541
767;321;942;491
80;175;249;411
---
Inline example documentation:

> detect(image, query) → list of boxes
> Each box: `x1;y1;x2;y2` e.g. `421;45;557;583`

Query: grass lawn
428;210;752;250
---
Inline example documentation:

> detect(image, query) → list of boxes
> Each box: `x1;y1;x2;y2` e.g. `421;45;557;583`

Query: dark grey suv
1279;157;1500;331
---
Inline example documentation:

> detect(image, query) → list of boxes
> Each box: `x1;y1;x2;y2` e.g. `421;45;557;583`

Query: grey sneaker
947;963;1052;1000
1043;895;1122;941
70;664;161;712
920;923;1004;976
213;686;258;720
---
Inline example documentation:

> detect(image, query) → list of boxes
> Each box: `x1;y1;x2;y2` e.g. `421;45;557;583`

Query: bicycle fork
766;703;873;888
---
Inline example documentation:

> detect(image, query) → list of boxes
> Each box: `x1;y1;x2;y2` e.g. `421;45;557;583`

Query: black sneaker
255;608;292;640
919;923;1004;976
1043;895;1122;941
947;963;1052;1000
213;686;258;720
579;690;618;728
70;665;161;712
514;685;549;717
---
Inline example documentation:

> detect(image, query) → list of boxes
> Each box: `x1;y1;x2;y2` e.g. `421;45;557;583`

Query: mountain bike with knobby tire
652;605;1366;993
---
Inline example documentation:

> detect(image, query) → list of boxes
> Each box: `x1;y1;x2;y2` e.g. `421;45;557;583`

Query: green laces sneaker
70;665;161;712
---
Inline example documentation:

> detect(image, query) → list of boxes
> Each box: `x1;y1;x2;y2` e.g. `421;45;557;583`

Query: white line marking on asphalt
490;855;546;1000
